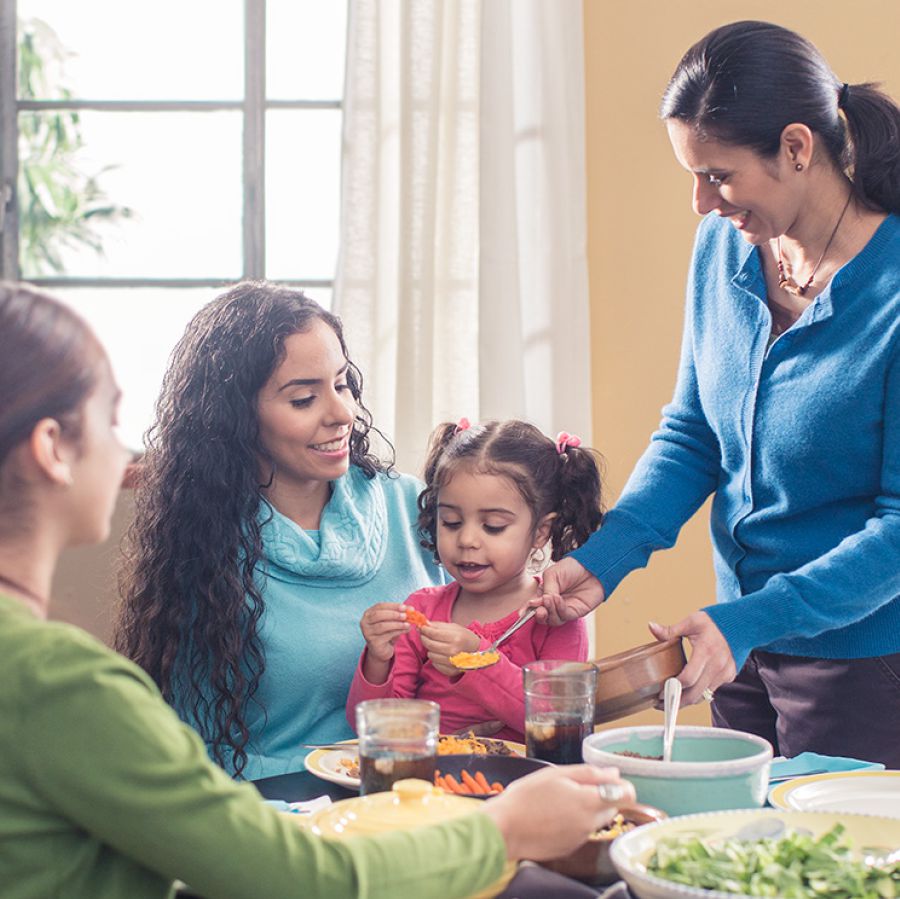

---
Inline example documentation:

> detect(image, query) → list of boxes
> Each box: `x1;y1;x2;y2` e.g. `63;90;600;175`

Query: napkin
264;795;333;815
769;751;885;782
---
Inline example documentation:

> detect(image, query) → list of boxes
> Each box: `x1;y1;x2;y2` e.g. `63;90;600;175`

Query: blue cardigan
574;213;900;670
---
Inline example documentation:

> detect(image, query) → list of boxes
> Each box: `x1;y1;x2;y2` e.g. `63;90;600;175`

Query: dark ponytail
840;82;900;215
661;20;900;214
549;442;605;560
417;419;604;563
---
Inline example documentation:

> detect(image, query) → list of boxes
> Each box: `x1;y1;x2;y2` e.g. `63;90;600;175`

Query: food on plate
404;608;429;628
434;769;504;796
615;750;664;760
437;732;515;756
337;756;360;779
449;649;500;669
647;823;900;898
593;813;637;840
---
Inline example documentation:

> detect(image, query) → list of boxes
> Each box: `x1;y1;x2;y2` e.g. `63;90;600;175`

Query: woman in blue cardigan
539;21;900;766
116;281;447;779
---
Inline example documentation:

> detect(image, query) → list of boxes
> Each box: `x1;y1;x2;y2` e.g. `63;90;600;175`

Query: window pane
300;286;332;310
18;111;242;279
265;109;341;282
17;0;243;101
53;287;223;452
267;0;347;100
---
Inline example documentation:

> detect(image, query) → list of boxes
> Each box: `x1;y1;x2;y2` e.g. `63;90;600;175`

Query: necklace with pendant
776;192;853;296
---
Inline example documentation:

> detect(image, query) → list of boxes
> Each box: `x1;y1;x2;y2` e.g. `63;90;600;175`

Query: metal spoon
662;677;682;763
451;608;538;669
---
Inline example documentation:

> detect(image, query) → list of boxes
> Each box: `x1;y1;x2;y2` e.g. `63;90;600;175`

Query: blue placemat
769;751;884;783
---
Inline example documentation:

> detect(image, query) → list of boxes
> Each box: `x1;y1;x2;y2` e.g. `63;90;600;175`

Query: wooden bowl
541;803;666;885
594;638;686;723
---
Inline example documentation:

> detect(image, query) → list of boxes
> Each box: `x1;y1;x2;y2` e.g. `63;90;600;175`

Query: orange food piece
461;769;482;793
435;768;503;796
404;608;429;628
443;774;467;794
449;650;500;669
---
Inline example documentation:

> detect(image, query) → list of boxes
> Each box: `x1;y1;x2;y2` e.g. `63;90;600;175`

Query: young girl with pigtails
347;419;604;742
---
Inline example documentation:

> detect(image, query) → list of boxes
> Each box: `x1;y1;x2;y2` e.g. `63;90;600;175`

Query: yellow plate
768;769;900;818
304;736;526;790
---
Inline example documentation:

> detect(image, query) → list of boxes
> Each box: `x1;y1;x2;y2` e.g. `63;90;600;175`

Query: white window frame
0;0;341;291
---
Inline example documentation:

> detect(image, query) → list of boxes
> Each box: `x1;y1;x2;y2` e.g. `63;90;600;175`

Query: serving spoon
450;607;538;670
662;677;682;763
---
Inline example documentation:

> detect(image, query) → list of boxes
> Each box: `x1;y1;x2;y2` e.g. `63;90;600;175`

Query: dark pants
711;649;900;768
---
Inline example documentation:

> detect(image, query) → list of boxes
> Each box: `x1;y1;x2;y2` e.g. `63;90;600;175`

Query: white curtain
334;0;591;475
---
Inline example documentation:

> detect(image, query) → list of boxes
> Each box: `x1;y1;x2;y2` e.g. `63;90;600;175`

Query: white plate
610;809;900;899
304;737;526;791
304;741;362;789
768;770;900;818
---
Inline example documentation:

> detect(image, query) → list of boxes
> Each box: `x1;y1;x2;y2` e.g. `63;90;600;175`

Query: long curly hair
116;281;390;777
417;420;604;564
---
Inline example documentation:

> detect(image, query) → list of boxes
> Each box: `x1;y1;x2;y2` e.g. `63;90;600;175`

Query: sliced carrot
444;774;467;794
404;608;429;628
460;769;482;793
491;781;504;794
474;771;491;792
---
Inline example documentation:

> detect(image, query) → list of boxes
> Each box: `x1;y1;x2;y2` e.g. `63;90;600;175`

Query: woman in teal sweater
539;22;900;766
116;282;448;779
0;282;631;899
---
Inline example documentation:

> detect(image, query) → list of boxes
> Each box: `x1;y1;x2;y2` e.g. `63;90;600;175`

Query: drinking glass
355;699;439;795
523;660;598;764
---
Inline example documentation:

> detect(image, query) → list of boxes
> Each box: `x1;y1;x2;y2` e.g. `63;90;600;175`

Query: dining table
248;768;607;898
174;766;609;898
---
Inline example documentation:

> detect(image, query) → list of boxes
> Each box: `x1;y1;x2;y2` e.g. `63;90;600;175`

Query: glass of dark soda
523;661;598;764
355;699;439;795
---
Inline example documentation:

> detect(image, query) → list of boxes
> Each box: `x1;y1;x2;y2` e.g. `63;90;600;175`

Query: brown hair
660;21;900;214
0;282;99;521
116;280;392;777
417;419;604;563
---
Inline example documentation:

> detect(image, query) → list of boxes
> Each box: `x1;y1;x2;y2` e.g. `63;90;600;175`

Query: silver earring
795;162;804;172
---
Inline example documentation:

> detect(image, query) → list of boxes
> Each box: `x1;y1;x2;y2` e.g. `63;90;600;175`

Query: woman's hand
649;613;737;705
528;557;606;626
359;602;410;664
419;622;480;676
482;765;635;861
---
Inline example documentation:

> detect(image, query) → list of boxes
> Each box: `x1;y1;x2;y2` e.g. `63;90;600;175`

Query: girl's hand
648;613;737;705
359;602;410;664
419;622;480;676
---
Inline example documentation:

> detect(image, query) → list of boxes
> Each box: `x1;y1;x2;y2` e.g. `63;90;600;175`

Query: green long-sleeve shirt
0;595;506;898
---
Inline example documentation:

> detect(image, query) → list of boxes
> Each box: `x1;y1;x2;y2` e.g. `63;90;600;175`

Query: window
0;0;347;449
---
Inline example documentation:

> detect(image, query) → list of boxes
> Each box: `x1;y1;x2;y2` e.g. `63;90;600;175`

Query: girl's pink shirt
346;582;588;742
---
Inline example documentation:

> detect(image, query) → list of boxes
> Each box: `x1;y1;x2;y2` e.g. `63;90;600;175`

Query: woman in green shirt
0;282;632;899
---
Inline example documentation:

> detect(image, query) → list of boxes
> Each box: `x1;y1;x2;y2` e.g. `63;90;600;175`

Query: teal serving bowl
582;726;773;816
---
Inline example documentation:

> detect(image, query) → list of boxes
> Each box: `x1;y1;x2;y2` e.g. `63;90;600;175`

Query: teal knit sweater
573;213;900;669
182;466;446;780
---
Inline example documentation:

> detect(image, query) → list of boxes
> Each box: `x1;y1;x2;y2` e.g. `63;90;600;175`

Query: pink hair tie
455;417;471;434
555;431;582;454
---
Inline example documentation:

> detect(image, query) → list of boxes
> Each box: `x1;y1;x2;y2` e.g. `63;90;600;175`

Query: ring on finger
702;687;715;703
597;783;627;804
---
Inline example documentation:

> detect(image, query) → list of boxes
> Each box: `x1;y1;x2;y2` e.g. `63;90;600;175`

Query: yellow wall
582;0;900;727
